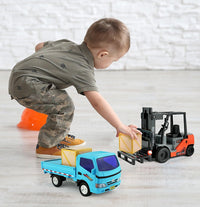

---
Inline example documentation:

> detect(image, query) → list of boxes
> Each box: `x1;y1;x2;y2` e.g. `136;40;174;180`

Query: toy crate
61;148;92;167
119;133;142;154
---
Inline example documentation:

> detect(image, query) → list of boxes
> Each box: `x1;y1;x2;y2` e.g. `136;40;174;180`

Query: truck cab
76;151;121;196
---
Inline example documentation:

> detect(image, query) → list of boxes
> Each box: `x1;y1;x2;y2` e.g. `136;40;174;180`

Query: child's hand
116;124;142;139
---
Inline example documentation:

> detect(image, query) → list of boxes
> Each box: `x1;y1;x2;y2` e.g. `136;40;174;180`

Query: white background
1;0;200;70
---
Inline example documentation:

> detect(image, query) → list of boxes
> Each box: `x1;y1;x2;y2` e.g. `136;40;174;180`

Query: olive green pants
11;77;75;148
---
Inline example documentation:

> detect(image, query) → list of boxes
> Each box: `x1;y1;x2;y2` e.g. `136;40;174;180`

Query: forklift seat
167;125;182;138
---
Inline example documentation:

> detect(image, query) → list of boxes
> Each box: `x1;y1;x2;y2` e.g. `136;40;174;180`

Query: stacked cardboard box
61;148;92;167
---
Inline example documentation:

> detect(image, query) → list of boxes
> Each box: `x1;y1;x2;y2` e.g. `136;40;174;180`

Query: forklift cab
141;109;187;145
156;112;187;146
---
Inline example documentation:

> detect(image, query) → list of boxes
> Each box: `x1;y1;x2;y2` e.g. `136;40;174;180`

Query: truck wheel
51;175;63;187
186;145;194;156
156;147;170;163
79;182;92;196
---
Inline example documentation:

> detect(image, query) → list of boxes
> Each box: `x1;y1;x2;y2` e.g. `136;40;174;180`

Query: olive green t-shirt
9;39;98;96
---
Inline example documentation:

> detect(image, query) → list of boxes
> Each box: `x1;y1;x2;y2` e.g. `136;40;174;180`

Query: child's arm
84;91;141;139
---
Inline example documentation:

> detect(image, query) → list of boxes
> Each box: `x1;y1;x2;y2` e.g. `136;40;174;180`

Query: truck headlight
95;183;107;188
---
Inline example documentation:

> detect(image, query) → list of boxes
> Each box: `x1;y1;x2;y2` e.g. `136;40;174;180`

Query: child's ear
97;50;109;58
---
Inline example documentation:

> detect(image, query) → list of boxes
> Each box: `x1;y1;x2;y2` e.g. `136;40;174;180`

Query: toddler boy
9;18;141;158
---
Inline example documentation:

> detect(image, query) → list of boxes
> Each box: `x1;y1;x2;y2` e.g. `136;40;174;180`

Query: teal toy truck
41;151;121;196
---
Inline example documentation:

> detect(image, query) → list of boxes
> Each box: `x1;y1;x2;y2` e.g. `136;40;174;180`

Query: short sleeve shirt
9;39;98;96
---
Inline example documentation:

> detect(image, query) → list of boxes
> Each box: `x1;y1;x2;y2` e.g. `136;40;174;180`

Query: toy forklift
118;107;194;164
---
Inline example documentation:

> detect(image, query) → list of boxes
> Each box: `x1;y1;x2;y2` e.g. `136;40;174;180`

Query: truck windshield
97;155;119;171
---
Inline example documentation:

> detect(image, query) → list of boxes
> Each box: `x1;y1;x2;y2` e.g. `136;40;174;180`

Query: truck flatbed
41;158;76;179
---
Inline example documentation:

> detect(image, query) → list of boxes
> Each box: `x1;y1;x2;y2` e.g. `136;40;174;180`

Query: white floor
0;70;200;207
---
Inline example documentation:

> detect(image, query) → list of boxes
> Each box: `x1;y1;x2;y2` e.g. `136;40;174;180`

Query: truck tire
156;147;170;163
51;174;63;187
186;145;194;156
79;182;92;196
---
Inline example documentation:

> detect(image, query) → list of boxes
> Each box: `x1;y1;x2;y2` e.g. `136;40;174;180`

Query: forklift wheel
186;145;194;156
156;147;170;163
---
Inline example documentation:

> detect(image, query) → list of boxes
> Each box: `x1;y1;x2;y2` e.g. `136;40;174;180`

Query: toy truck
41;151;121;196
118;107;194;164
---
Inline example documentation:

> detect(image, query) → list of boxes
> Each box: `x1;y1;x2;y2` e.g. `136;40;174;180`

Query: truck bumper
92;181;121;194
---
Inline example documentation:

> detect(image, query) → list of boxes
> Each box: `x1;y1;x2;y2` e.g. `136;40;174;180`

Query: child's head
84;18;130;69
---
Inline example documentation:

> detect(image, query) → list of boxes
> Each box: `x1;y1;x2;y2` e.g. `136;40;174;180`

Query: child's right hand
116;124;142;140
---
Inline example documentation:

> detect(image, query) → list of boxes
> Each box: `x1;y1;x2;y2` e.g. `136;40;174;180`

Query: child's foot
36;143;68;159
36;134;86;158
60;134;86;148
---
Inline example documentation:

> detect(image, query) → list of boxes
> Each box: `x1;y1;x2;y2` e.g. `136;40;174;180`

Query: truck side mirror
91;169;96;175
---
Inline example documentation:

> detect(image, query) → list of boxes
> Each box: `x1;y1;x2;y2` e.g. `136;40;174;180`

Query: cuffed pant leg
38;94;75;148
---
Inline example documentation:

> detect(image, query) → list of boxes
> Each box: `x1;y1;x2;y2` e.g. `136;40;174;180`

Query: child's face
94;50;126;69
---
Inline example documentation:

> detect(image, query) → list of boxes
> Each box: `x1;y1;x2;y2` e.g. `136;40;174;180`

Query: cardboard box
61;148;92;167
119;133;142;154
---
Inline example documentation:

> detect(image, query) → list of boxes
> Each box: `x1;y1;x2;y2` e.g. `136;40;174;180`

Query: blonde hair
84;18;130;52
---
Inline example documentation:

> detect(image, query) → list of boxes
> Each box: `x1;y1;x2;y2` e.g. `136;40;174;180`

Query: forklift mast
141;107;163;149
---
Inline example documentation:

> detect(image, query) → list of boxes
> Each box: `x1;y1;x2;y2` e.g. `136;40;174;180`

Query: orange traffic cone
17;108;48;131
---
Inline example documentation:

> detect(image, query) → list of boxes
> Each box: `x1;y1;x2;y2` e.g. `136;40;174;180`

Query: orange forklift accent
17;108;47;131
170;134;195;157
